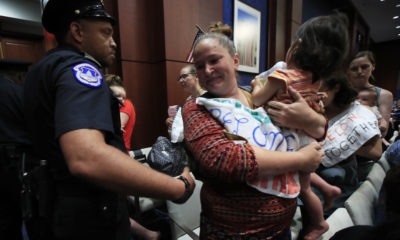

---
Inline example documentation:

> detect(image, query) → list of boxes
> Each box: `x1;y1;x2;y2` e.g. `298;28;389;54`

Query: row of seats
129;147;390;240
319;153;390;239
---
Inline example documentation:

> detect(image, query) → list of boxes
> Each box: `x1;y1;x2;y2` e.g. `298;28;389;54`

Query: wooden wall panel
163;0;199;61
0;37;43;63
268;0;302;67
166;61;191;106
199;0;223;26
103;0;122;76
372;40;400;97
290;0;302;43
275;0;288;62
292;0;303;24
163;0;222;62
122;61;167;149
118;0;165;62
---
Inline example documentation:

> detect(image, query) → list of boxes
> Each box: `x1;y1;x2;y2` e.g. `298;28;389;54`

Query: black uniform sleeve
54;62;114;139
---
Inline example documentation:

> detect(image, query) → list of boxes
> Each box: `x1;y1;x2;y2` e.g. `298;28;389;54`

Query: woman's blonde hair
208;21;232;38
104;74;124;88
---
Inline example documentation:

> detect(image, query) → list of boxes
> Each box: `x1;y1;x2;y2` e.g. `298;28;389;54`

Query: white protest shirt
196;97;302;198
319;101;380;167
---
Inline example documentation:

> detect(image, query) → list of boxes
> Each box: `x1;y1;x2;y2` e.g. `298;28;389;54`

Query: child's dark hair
322;73;357;109
358;86;378;99
292;12;349;82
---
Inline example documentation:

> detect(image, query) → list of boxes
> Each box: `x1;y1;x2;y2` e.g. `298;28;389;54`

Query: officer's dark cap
42;0;115;35
0;59;32;72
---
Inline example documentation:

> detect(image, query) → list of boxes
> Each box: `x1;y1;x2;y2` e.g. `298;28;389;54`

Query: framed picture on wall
233;0;261;73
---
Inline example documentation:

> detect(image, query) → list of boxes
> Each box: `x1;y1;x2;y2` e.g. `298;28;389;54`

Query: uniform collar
51;44;103;69
83;52;102;68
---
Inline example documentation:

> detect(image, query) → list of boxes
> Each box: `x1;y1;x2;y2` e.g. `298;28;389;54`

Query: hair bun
208;21;232;38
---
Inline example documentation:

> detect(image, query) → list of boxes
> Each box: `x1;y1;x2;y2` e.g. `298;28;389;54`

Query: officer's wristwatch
173;175;191;204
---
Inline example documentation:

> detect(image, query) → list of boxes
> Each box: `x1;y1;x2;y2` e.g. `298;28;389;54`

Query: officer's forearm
60;128;186;201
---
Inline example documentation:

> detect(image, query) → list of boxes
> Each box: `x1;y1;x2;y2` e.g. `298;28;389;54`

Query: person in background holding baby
251;13;349;240
357;87;389;147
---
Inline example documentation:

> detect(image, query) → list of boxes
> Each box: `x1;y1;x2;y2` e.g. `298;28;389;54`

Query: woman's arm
120;99;135;130
253;142;323;177
120;112;129;129
355;135;382;161
182;98;258;183
378;88;393;137
266;87;327;139
182;98;323;182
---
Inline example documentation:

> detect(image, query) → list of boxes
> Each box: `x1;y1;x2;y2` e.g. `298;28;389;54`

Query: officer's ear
70;21;84;44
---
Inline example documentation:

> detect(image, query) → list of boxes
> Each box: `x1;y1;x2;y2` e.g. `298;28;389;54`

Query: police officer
23;0;195;239
0;59;32;240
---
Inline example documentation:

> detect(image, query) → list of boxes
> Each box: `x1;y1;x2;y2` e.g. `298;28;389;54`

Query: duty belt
0;144;25;169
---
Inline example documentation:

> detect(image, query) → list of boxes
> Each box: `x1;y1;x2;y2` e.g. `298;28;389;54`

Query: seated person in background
105;74;136;151
357;86;389;150
355;86;385;180
347;50;393;138
348;51;392;180
249;12;349;240
317;74;382;216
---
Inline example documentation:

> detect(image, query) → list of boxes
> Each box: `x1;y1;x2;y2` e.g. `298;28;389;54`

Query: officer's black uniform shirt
0;75;30;145
23;44;130;239
24;44;126;173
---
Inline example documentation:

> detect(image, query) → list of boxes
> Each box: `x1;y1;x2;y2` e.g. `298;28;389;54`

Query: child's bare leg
310;172;341;209
130;218;160;240
299;172;329;240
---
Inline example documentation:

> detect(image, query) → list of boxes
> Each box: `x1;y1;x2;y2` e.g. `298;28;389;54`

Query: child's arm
251;76;286;107
250;77;262;98
267;87;327;139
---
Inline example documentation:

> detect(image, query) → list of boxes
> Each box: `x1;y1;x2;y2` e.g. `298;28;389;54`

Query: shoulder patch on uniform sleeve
72;63;103;88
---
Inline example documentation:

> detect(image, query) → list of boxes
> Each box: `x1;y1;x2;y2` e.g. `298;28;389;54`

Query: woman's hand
166;116;174;131
378;117;388;136
298;142;324;173
266;87;326;139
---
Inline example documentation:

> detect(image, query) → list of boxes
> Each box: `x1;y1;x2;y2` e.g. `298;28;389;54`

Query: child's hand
250;77;262;95
298;142;324;173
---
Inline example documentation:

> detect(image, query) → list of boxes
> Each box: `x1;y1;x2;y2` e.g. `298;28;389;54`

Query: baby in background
251;13;348;240
357;86;385;133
